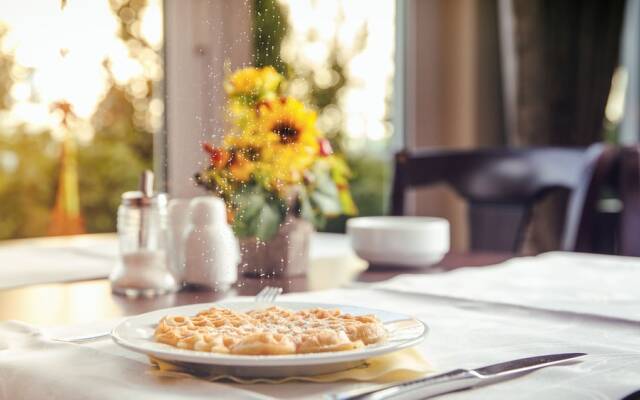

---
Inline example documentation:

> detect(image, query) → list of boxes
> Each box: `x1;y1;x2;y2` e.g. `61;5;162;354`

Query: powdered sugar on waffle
154;306;387;355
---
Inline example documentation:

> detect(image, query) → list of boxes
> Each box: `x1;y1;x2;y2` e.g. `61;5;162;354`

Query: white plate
112;300;428;378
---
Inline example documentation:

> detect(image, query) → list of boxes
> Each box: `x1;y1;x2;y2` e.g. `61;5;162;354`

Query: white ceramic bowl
346;216;450;268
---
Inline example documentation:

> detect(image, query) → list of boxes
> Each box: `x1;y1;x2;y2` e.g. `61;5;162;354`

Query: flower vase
239;216;313;277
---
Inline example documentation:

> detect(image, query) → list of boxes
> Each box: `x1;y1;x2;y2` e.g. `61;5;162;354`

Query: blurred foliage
347;155;392;216
0;26;12;110
79;86;152;233
253;0;288;75
0;1;155;239
0;130;58;238
252;0;389;231
323;153;391;232
0;26;57;239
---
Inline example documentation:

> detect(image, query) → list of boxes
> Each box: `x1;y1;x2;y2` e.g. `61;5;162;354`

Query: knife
328;352;586;400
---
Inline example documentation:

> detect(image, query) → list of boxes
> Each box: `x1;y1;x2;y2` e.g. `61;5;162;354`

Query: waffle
154;306;387;355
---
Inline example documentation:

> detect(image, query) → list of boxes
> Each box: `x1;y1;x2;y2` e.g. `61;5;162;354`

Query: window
0;0;163;239
0;0;398;240
270;0;398;223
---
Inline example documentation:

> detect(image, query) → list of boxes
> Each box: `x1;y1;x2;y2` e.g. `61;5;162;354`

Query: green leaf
310;164;342;216
297;187;326;228
310;189;341;216
298;190;316;222
232;184;285;240
253;201;281;240
238;190;264;221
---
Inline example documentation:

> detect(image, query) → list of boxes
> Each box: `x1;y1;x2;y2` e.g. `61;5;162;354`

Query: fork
254;286;283;305
52;333;111;343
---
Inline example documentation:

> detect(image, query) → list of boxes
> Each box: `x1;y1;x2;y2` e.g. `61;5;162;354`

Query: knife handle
336;369;479;400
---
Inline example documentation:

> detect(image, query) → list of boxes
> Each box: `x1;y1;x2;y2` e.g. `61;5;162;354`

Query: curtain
499;0;626;252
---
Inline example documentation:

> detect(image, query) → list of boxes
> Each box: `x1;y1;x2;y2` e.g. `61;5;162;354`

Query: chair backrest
561;144;619;253
391;145;610;252
619;146;640;256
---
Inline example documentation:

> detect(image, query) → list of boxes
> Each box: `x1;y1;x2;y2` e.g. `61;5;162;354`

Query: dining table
1;232;639;399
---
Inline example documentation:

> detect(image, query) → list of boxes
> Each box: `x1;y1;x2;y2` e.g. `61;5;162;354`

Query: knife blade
328;352;586;400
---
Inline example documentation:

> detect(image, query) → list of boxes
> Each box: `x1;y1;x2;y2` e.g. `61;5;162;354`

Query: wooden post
164;0;252;198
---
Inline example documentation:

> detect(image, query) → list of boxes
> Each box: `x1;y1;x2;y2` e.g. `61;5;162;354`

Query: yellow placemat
149;348;433;384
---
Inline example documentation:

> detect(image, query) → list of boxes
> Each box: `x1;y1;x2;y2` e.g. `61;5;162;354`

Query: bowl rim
346;216;449;231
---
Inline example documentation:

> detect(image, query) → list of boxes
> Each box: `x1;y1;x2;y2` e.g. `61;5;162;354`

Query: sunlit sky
280;0;396;143
0;0;162;136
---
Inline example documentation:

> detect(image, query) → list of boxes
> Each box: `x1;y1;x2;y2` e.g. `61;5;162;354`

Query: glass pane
253;0;396;230
0;0;163;239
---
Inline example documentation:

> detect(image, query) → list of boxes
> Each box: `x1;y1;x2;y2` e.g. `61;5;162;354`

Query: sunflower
223;132;269;160
256;98;321;185
197;66;359;240
257;98;319;146
224;66;283;99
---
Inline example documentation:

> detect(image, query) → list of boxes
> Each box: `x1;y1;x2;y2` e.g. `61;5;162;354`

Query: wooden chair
391;144;614;253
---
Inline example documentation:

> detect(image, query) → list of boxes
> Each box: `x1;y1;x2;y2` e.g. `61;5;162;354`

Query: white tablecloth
2;283;640;400
2;242;640;399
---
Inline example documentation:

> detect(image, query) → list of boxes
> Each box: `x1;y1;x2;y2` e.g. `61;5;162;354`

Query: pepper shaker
182;196;238;290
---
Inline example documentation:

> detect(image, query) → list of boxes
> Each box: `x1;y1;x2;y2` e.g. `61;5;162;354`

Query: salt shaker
110;171;178;297
183;196;239;290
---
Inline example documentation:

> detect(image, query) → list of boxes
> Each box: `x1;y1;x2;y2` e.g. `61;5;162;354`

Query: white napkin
372;251;640;322
0;235;118;290
0;321;269;400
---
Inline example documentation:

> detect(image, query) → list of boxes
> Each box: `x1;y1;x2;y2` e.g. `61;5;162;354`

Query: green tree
253;0;288;75
79;87;152;233
0;25;57;239
0;130;58;239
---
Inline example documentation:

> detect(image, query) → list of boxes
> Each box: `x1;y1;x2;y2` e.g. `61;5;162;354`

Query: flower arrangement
196;66;357;241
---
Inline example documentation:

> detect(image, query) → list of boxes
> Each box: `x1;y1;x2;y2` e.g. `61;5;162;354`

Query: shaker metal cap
121;170;167;207
121;191;168;207
121;190;152;207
